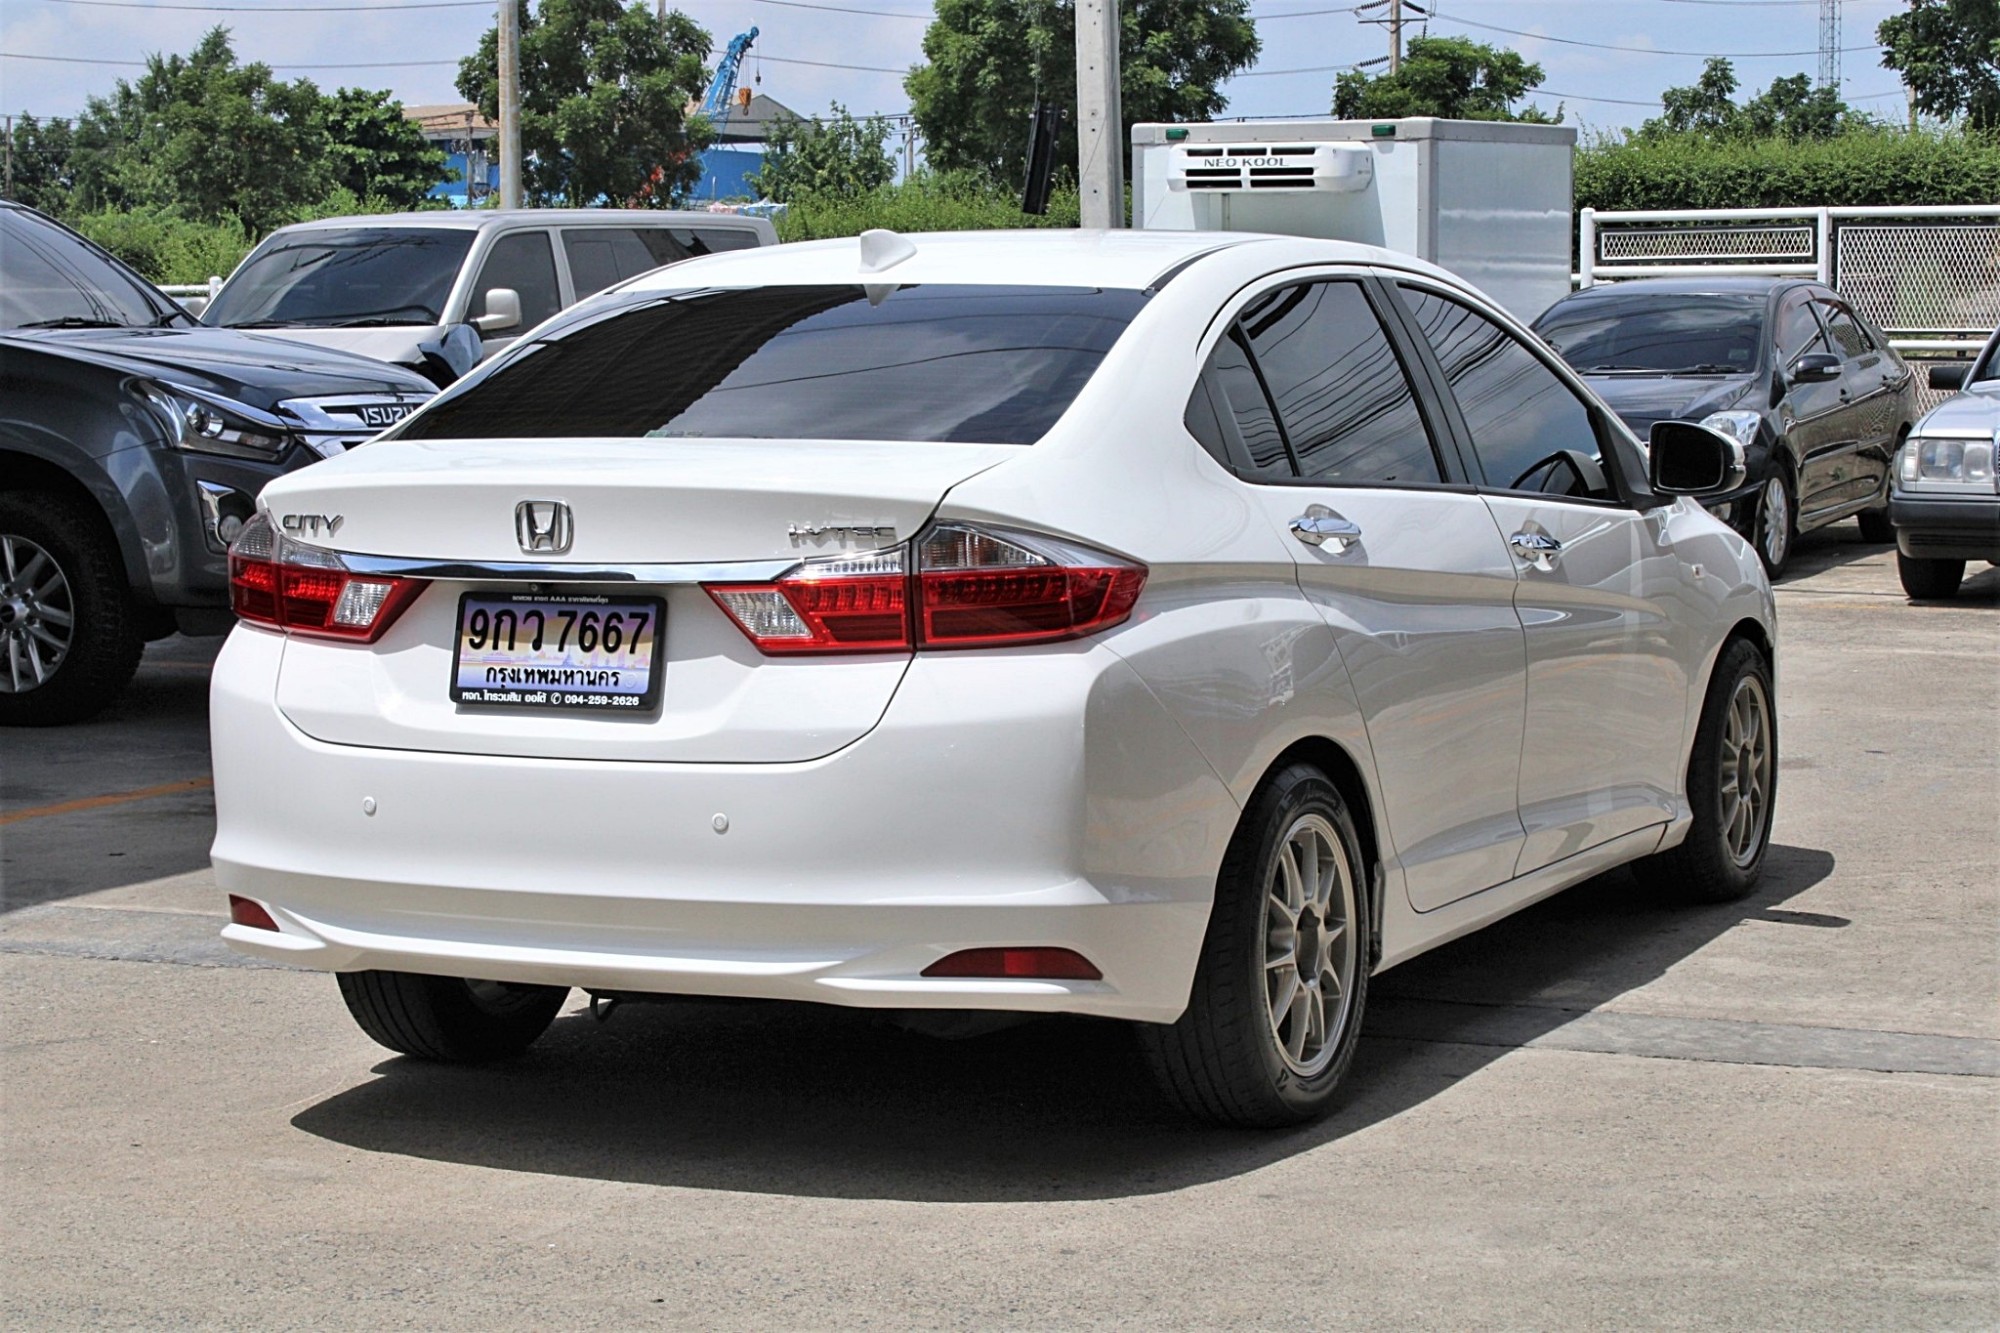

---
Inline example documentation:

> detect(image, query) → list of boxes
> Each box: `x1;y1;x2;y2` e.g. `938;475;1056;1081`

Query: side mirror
1649;420;1747;497
472;287;522;334
1790;352;1842;384
180;295;210;318
1928;362;1969;392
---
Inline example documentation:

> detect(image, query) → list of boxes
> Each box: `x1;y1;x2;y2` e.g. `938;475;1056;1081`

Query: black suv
0;202;434;725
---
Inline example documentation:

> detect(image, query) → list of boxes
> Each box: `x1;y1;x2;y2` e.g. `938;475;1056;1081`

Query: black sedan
1534;277;1918;576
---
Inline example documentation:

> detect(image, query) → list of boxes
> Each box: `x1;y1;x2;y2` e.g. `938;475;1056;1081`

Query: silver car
199;210;776;385
1892;329;2000;599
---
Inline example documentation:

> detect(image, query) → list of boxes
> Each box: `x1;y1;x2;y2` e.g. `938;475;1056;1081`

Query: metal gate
1576;205;2000;412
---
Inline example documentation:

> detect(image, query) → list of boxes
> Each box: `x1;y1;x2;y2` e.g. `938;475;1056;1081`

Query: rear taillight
705;523;1145;656
227;513;426;643
922;947;1103;980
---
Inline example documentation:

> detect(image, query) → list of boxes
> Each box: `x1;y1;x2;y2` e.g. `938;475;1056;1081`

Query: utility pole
1074;0;1123;228
1356;0;1423;76
3;116;12;201
498;0;523;209
1388;0;1401;74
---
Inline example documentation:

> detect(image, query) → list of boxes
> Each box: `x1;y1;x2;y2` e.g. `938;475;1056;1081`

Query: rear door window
1237;281;1442;485
472;231;561;329
1777;293;1828;361
1190;327;1291;476
1399;284;1609;499
399;284;1148;445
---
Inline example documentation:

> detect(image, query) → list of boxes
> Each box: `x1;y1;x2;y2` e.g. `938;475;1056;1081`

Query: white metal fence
1576;205;2000;413
160;277;223;308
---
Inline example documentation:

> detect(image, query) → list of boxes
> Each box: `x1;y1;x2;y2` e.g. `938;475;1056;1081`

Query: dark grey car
0;202;434;724
1534;277;1919;577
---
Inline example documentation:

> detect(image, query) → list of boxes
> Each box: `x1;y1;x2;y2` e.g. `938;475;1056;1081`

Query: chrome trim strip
337;555;797;584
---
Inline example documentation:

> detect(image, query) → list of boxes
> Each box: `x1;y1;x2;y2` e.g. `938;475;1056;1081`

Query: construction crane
695;28;759;138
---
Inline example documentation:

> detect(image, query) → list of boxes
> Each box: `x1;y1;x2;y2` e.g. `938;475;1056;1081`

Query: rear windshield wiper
15;316;132;329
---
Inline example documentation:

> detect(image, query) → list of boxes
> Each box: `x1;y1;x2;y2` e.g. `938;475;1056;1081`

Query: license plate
449;593;664;712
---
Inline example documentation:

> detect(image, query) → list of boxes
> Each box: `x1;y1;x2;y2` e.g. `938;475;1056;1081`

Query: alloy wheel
0;533;75;695
1262;812;1359;1077
1760;476;1791;569
1719;673;1774;868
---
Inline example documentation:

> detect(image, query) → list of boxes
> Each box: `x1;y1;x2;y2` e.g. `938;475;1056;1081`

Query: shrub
774;171;1080;241
67;208;254;287
1576;126;2000;211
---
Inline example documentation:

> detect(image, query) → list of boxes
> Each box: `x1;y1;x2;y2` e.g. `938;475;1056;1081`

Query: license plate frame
449;592;665;713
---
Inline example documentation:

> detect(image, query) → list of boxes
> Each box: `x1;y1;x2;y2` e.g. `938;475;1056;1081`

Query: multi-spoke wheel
1754;470;1795;578
1140;763;1371;1127
0;492;144;727
1631;638;1776;903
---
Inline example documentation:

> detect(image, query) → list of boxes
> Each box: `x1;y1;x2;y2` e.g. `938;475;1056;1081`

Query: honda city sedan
211;230;1777;1127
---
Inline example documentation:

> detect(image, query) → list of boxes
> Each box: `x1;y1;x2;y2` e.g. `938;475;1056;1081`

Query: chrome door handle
1509;529;1562;571
1289;506;1363;554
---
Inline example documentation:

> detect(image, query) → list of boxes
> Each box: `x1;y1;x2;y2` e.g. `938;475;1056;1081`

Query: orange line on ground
0;777;214;827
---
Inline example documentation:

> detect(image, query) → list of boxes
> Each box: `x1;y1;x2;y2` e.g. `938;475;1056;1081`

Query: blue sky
1;0;1914;140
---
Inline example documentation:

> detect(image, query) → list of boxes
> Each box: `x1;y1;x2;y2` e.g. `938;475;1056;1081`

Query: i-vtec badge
280;513;343;538
788;523;898;546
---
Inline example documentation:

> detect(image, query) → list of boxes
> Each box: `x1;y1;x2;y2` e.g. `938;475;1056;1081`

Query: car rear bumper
1890;493;2000;561
209;626;1237;1023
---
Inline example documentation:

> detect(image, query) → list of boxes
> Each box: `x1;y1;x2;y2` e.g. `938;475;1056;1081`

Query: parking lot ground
2;527;1996;1329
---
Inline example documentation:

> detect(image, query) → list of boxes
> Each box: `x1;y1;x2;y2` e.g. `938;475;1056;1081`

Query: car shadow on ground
291;843;1836;1202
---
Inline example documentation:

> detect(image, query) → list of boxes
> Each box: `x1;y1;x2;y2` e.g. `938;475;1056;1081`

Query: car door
1771;289;1847;515
466;229;563;358
1812;296;1902;513
1389;279;1691;879
1189;274;1532;910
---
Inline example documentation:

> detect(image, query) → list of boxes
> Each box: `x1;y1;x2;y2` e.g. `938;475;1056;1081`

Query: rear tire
0;492;144;726
337;971;568;1062
1631;638;1776;904
1138;764;1371;1128
1897;553;1964;600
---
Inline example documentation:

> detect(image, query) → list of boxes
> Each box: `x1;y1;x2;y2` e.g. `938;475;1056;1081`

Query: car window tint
563;229;654;298
1817;302;1870;358
473;231;561;329
1777;295;1828;360
1533;294;1763;374
0;209;167;329
1201;326;1291;475
1238;281;1440;484
1399;284;1606;497
398;284;1148;446
1183;374;1232;468
684;227;760;254
203;227;472;329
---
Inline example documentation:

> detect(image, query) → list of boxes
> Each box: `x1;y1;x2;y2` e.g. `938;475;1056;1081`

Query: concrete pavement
2;526;1995;1328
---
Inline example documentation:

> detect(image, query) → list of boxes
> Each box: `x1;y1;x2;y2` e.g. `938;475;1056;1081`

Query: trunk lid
261;437;1014;762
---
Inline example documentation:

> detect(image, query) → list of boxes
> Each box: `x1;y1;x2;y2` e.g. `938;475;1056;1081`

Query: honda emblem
515;500;573;555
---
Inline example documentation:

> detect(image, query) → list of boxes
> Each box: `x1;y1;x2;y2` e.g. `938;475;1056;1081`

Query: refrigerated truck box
1131;117;1577;322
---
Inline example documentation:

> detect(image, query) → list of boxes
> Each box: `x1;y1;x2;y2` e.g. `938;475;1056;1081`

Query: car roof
266;209;769;233
617;229;1441;293
1555;276;1809;301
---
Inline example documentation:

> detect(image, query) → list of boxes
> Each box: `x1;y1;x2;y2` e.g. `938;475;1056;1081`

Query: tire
1897;553;1964;600
1856;507;1896;544
337;971;568;1062
1138;764;1371;1128
0;491;145;727
1752;468;1796;579
1631;638;1776;904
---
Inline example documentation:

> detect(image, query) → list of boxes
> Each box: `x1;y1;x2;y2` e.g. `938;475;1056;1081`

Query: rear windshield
204;227;475;329
1535;294;1767;374
394;284;1150;446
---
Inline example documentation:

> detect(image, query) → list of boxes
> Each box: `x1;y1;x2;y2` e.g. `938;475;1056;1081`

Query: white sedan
211;229;1776;1127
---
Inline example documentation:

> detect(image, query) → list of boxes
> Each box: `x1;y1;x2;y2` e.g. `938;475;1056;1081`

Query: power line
0;48;908;72
1426;9;1881;58
23;0;487;9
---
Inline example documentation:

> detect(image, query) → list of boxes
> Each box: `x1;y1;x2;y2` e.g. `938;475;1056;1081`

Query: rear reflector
705;523;1144;656
228;513;426;643
227;895;279;931
921;947;1102;980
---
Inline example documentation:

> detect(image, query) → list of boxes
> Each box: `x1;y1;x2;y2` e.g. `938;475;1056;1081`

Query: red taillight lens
921;947;1103;981
227;894;279;931
705;524;1145;656
227;513;426;643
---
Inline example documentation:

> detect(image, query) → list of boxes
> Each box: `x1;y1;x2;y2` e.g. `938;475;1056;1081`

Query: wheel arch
0;445;150;600
1256;735;1386;966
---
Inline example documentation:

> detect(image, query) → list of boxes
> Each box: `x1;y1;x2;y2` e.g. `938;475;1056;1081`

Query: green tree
1331;36;1554;121
1878;0;2000;129
3;115;80;214
749;104;896;202
1643;59;1850;141
907;0;1259;186
325;88;451;209
71;28;333;233
456;0;714;206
